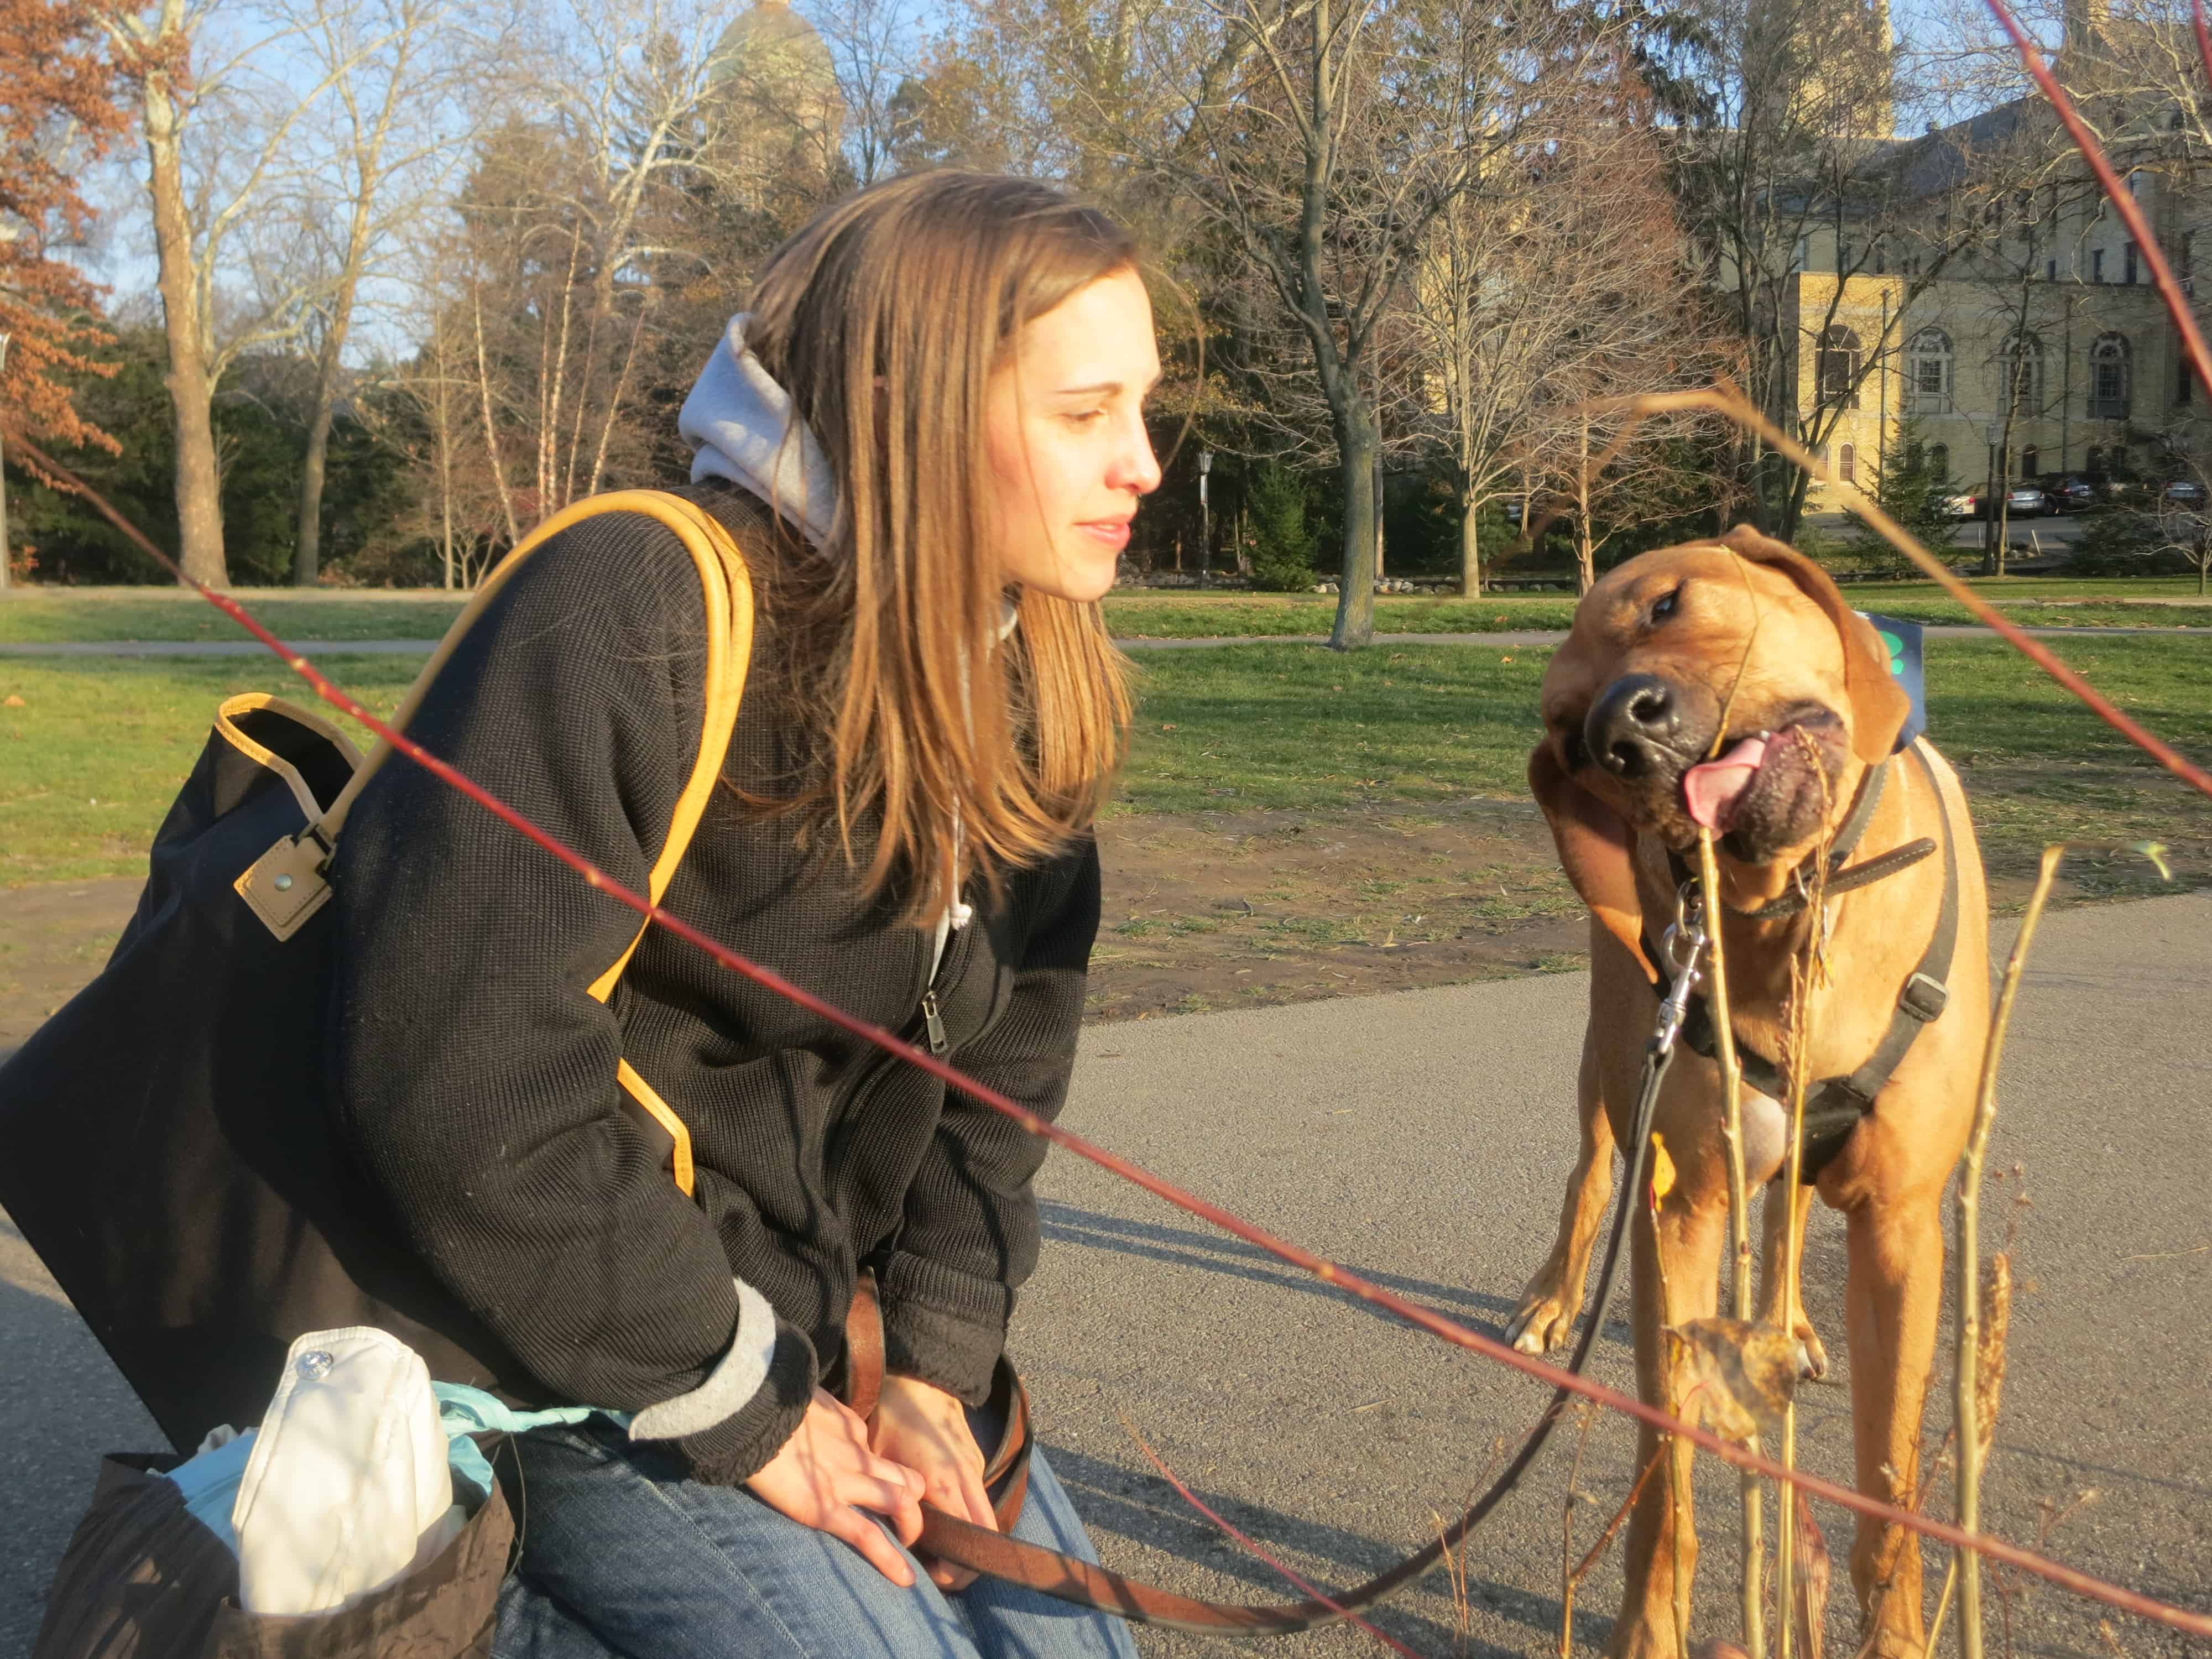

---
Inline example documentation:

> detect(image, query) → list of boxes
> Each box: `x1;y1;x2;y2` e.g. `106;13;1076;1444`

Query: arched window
1928;442;1950;481
1999;332;2045;412
1840;442;1858;484
2021;444;2040;476
1907;327;1954;413
2087;444;2106;476
1818;326;1863;407
2088;332;2131;419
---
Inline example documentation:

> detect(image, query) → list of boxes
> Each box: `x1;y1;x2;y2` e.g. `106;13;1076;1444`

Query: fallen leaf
2;694;24;708
1667;1316;1801;1447
1648;1133;1677;1201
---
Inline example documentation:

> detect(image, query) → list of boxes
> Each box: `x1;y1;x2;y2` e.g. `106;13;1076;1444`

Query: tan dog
1513;525;1989;1659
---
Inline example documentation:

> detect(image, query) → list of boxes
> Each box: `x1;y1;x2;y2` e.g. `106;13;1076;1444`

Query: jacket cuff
667;1325;815;1486
878;1254;1009;1407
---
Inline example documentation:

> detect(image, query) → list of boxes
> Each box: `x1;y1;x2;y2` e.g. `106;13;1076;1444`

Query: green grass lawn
7;637;2200;892
0;591;469;643
7;572;2211;643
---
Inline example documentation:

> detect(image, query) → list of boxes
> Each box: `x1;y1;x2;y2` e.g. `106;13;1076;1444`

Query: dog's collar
1666;754;1936;922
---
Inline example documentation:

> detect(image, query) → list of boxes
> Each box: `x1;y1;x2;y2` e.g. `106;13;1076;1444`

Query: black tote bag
0;492;754;1451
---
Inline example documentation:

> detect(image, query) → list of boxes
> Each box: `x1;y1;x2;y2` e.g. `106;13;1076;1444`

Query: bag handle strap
313;491;753;853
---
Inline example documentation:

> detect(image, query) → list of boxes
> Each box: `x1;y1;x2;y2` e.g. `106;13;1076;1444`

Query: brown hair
739;170;1140;920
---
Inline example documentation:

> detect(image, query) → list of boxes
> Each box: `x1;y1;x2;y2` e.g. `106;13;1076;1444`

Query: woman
329;171;1161;1656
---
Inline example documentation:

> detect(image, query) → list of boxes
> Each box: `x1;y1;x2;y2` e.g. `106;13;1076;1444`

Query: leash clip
1652;884;1708;1057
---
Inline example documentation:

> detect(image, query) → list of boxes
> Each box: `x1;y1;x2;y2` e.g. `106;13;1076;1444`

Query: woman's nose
1114;414;1163;496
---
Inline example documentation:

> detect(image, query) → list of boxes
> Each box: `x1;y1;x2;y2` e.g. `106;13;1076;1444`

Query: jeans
491;1413;1139;1659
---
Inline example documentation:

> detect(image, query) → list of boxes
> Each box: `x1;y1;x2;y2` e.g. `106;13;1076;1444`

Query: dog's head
1529;524;1911;969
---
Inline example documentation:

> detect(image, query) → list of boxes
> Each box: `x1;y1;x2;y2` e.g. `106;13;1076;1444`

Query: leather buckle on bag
234;830;335;942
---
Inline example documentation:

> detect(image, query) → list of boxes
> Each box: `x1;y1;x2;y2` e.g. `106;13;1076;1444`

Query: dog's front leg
1509;1029;1618;1354
1758;1178;1830;1379
1610;1191;1728;1659
1841;1191;1946;1659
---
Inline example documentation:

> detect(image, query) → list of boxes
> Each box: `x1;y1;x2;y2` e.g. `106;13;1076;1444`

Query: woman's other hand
871;1375;997;1590
746;1387;925;1585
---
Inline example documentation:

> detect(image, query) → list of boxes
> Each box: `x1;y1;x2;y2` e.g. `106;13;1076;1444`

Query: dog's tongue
1683;736;1770;830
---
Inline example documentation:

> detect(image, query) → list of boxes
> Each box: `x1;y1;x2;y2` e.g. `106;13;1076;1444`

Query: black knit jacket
328;481;1100;1484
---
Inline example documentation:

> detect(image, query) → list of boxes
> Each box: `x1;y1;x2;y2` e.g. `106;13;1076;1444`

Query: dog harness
1639;742;1962;1183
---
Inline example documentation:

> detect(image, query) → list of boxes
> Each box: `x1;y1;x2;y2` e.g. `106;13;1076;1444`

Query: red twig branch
1120;1417;1421;1657
11;430;2212;1641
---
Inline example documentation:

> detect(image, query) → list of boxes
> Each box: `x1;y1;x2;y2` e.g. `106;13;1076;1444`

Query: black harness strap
1644;743;1961;1183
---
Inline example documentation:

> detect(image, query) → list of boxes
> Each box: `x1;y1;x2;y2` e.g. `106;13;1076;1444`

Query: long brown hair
739;171;1139;920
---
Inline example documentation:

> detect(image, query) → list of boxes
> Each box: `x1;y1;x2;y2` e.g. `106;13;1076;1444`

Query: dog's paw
1505;1290;1580;1355
1794;1321;1830;1382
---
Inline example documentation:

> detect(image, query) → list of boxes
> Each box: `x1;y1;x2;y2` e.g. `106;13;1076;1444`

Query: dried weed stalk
1696;831;1767;1659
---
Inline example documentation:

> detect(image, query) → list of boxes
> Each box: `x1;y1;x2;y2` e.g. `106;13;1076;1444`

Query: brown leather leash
840;1147;1654;1640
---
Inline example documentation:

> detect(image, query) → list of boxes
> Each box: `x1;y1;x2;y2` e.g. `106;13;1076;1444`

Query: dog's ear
1528;739;1654;980
1715;523;1911;764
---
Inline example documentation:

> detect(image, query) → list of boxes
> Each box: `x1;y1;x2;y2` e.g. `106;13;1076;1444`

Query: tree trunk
142;67;227;587
1459;489;1480;596
293;324;346;585
1329;413;1380;649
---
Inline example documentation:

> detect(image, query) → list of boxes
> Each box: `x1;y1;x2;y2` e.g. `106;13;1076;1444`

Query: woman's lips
1682;734;1771;830
1078;519;1132;551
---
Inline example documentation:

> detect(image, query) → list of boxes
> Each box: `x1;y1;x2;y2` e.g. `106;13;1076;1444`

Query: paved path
6;895;2209;1653
4;623;2209;658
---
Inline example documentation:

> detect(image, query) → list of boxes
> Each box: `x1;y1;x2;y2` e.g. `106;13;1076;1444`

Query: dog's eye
1561;731;1590;771
1649;586;1683;624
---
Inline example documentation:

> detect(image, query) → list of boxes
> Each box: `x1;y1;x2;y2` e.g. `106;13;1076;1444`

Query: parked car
2042;474;2099;513
2002;483;2052;518
1940;488;1986;519
2162;478;2208;508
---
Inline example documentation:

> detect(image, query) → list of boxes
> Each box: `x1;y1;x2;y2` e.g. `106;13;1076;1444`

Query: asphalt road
6;894;2209;1656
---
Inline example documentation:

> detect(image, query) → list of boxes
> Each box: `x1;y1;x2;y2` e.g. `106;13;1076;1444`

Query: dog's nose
1585;674;1683;779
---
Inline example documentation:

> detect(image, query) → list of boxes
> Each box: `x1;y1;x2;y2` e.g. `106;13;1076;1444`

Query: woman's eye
1063;409;1105;428
1650;586;1682;623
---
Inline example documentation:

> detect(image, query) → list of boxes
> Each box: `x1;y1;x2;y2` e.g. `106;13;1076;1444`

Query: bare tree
1411;82;1727;593
102;0;390;585
277;0;482;585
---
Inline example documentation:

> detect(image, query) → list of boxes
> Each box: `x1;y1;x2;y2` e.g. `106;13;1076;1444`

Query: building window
1907;327;1954;413
2088;444;2105;475
1819;326;1864;406
1929;442;1950;481
2047;257;2058;280
2021;445;2040;476
2088;332;2131;419
2125;242;2140;284
1840;443;1858;484
2182;358;2195;405
2093;248;2106;282
2000;331;2046;411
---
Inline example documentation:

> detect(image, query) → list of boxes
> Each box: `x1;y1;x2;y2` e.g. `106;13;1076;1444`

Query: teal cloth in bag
432;1384;621;1503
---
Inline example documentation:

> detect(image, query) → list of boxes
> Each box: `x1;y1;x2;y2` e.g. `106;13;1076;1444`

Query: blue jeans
491;1414;1139;1659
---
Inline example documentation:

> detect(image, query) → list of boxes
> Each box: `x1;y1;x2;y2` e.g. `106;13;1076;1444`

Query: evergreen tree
1852;417;1958;571
1246;461;1317;591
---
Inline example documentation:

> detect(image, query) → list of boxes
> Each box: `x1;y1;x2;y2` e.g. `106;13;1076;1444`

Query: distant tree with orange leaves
0;0;127;456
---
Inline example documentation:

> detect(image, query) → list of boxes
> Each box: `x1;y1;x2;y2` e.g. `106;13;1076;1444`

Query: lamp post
1197;448;1212;588
0;332;12;591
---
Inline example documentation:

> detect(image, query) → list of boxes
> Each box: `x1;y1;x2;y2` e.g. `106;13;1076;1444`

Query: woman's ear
1715;524;1911;764
1528;739;1653;980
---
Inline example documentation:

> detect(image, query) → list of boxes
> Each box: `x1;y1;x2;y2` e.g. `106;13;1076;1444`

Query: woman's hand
870;1375;998;1590
747;1388;925;1585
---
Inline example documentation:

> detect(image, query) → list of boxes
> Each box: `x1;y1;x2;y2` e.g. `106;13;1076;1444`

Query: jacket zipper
919;990;948;1055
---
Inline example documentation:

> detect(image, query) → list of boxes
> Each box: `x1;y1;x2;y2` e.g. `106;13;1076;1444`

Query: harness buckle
1900;972;1949;1024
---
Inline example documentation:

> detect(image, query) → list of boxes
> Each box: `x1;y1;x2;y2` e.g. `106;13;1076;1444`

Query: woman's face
986;267;1164;603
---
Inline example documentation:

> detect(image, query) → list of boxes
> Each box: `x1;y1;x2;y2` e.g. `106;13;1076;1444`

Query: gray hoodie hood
679;313;838;548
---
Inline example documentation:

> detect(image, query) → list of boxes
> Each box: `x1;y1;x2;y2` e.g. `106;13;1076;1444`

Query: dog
1512;525;1990;1659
